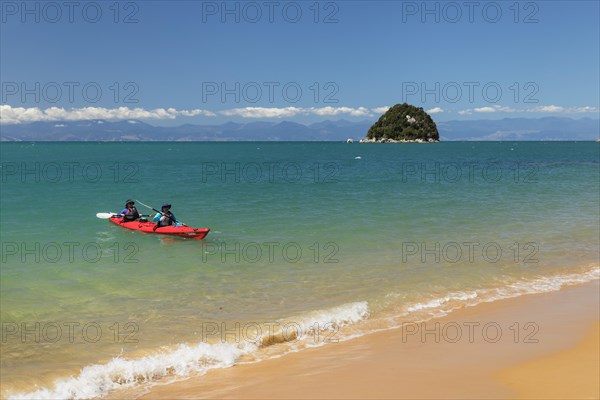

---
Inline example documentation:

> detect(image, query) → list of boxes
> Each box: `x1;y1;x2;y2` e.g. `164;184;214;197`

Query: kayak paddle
96;212;150;219
134;199;187;226
96;212;116;219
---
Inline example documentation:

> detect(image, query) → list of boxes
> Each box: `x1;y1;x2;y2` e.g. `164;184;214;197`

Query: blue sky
1;0;599;125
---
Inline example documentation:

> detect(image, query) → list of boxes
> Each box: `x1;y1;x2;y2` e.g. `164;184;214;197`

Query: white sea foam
8;302;370;400
488;267;599;300
8;341;257;400
405;291;479;312
256;301;370;347
402;267;600;318
290;301;370;334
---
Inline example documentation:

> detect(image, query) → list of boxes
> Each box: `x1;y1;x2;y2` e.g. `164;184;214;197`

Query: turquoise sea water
1;142;599;398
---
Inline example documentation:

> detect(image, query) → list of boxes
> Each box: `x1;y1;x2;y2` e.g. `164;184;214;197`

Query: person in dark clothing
118;199;140;222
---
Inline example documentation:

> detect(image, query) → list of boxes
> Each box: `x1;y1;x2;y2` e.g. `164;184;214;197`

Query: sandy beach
140;280;599;399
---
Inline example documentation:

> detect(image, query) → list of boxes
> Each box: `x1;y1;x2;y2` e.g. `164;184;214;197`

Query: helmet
126;199;135;205
161;203;172;209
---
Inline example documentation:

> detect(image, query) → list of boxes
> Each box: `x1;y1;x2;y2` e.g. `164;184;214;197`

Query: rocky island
360;103;439;143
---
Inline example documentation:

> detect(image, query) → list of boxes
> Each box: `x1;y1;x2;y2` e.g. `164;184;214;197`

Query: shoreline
139;280;599;399
6;268;598;399
358;137;439;143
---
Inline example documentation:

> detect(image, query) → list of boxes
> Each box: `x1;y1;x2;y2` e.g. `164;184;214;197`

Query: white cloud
459;104;599;115
219;107;305;118
472;105;517;113
473;106;498;113
571;106;599;113
177;109;216;117
526;105;598;113
427;107;444;114
2;103;596;125
1;105;382;123
312;106;371;117
219;106;374;118
533;105;564;113
371;106;391;114
0;105;216;124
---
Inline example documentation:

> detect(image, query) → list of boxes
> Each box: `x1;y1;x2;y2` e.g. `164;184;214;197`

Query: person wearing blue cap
152;203;180;230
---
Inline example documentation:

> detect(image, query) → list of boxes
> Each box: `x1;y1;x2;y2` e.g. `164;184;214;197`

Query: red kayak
109;217;210;240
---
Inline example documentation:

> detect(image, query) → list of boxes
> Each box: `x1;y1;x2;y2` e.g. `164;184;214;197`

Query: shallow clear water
1;142;598;398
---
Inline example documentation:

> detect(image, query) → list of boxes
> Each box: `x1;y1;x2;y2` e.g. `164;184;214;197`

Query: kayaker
152;203;179;230
119;199;140;222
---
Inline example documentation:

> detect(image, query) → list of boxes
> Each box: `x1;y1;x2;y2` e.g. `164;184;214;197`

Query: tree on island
366;103;439;142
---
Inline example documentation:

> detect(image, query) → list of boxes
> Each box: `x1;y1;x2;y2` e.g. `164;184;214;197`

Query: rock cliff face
363;103;439;142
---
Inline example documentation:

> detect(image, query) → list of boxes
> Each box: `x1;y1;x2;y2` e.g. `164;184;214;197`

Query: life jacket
123;207;140;222
158;211;175;227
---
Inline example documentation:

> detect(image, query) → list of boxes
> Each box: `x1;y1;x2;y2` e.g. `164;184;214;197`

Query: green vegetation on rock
366;103;439;141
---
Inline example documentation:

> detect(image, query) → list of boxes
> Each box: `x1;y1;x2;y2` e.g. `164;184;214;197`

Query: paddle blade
96;212;116;219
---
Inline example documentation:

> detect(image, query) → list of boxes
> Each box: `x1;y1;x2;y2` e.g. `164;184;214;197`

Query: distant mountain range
437;117;599;141
0;117;598;141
